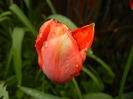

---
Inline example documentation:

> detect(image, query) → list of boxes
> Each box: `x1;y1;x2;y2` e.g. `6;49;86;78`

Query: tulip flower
130;0;133;10
35;19;94;83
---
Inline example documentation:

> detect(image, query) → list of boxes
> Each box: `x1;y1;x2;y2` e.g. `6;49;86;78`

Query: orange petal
35;19;70;68
35;19;58;55
71;23;95;51
130;0;133;10
41;33;82;83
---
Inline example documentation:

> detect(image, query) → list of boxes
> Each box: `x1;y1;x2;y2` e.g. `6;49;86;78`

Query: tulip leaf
12;27;25;85
87;50;115;83
0;16;10;22
47;14;77;30
72;78;82;99
118;46;133;99
5;48;13;76
24;0;31;11
82;67;104;89
83;93;113;99
0;11;11;18
46;0;57;14
0;82;9;99
0;11;11;22
116;92;133;99
18;86;66;99
9;4;37;36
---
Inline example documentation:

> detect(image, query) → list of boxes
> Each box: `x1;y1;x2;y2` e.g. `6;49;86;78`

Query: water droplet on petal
75;64;79;68
74;64;80;76
45;42;48;48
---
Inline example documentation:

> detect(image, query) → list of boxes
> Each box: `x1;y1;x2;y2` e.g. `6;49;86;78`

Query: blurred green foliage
0;0;133;99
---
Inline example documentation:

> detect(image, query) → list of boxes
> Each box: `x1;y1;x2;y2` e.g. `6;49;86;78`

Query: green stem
82;67;102;88
46;0;57;14
72;78;82;99
87;50;114;77
118;46;133;99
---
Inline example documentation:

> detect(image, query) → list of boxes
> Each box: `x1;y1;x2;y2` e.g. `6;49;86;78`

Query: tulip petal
71;23;95;60
35;19;70;68
47;22;70;40
130;0;133;10
41;33;82;83
71;23;95;50
35;20;54;68
35;19;54;54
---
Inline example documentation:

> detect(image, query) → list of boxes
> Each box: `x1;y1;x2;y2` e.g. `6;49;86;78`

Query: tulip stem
118;46;133;99
82;66;103;89
72;78;82;99
86;50;114;78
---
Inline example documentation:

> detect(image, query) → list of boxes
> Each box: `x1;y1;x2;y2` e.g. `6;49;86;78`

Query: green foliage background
0;0;133;99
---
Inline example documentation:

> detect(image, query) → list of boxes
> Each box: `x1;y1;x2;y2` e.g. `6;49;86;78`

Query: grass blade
48;14;77;30
24;0;31;10
118;46;133;99
46;0;57;14
0;16;10;22
5;48;13;76
9;4;37;36
0;11;11;18
0;82;9;99
18;86;63;99
72;78;82;99
12;27;25;85
82;67;103;89
83;92;113;99
87;50;114;79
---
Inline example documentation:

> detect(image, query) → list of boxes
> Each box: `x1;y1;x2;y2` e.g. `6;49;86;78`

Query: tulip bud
35;19;94;83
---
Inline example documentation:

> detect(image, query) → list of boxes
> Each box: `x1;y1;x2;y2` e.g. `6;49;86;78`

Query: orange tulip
35;19;95;83
130;0;133;10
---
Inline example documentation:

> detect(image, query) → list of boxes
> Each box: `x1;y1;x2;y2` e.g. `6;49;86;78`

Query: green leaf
9;4;37;36
12;27;25;85
0;82;9;99
116;92;133;99
24;0;31;11
0;11;11;18
72;78;82;99
47;14;77;30
0;11;11;22
83;93;113;99
46;0;57;14
19;86;65;99
0;16;10;22
82;67;104;89
5;48;13;76
118;46;133;99
87;50;115;83
123;92;133;99
81;80;103;93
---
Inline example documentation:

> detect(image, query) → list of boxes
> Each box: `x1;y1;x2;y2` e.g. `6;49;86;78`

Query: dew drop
45;42;48;47
75;64;79;68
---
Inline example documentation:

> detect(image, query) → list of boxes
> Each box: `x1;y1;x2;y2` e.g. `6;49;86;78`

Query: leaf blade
82;67;104;89
48;14;77;30
87;50;115;81
19;86;64;99
9;4;37;36
83;93;113;99
12;27;25;85
0;82;9;99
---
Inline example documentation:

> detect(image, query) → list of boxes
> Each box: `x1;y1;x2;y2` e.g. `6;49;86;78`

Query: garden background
0;0;133;99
